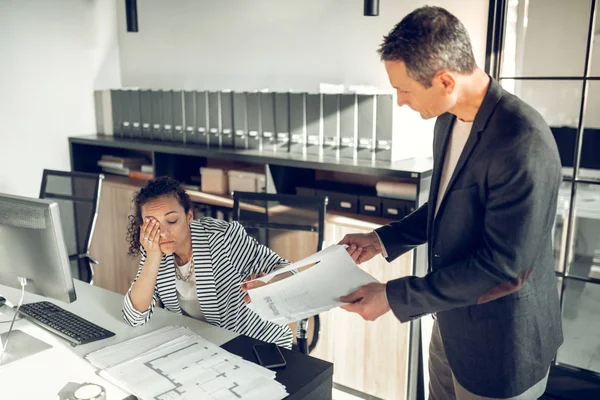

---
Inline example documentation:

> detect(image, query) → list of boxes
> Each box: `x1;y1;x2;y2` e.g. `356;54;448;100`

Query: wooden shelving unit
72;134;432;400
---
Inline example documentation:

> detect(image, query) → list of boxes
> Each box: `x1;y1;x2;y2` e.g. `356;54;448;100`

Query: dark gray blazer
376;77;563;398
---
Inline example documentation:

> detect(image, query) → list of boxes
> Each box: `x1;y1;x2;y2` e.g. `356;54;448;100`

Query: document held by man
247;245;378;324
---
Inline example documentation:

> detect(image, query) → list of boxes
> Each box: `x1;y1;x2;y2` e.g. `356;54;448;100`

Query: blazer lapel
191;221;221;326
156;255;181;314
434;77;504;222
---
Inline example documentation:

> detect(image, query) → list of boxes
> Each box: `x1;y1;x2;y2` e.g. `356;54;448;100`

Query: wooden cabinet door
89;179;141;294
309;215;412;400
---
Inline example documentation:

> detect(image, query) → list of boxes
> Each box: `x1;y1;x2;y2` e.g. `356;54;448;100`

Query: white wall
116;0;489;160
0;0;489;192
0;0;121;197
117;0;489;91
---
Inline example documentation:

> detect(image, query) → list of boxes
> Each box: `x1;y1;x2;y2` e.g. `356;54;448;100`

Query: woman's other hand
241;273;267;303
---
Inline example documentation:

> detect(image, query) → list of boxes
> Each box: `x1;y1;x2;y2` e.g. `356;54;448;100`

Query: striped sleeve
121;249;160;326
225;221;294;278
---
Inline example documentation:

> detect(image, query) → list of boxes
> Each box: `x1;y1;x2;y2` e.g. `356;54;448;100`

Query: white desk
0;279;238;399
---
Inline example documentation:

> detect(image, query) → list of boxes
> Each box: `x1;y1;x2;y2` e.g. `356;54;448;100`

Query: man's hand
339;282;391;321
338;232;383;264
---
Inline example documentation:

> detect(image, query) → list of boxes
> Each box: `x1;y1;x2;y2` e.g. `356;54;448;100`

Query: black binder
322;94;339;157
129;90;142;139
161;90;174;141
233;92;247;149
274;92;290;152
140;90;152;140
150;90;163;141
172;91;185;143
339;93;357;159
110;89;123;138
357;94;375;161
305;93;321;155
246;92;261;150
207;91;221;147
260;92;276;151
220;91;234;148
289;92;306;154
121;90;133;138
183;91;196;144
195;91;208;145
375;94;393;161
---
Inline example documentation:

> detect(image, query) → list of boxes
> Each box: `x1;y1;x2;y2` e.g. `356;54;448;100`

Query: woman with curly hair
122;176;293;348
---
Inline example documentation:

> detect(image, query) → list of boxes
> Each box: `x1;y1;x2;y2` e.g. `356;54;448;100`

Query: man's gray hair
378;6;476;87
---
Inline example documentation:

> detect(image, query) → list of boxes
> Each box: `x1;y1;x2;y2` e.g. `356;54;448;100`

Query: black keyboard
19;301;115;345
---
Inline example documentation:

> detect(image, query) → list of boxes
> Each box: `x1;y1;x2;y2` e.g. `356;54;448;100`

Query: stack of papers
247;244;378;324
85;326;287;400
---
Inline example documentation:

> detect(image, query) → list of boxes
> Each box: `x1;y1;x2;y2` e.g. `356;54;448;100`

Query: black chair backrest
232;191;327;253
232;191;327;354
39;169;103;282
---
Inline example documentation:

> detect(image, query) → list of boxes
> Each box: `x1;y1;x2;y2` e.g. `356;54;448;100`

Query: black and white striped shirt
122;218;293;348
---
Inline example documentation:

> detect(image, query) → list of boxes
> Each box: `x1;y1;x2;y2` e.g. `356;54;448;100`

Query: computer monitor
0;193;78;365
0;193;76;303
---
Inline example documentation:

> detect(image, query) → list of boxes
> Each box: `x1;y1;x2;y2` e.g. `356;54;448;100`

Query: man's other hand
338;232;383;264
339;282;391;321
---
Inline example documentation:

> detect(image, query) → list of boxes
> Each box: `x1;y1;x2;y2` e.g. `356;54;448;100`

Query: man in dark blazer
339;6;563;400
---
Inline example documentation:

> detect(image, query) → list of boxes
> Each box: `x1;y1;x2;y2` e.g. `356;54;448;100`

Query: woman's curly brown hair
126;176;193;257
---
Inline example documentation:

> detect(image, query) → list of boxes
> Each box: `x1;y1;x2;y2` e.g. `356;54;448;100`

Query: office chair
39;169;104;284
232;191;327;354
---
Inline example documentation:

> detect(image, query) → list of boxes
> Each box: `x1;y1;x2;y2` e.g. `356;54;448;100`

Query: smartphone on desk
253;343;287;369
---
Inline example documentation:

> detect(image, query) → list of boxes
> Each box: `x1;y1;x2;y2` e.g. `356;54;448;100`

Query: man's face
384;60;456;120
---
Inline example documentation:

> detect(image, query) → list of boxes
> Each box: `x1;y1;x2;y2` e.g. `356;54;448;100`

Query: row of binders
95;89;398;161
